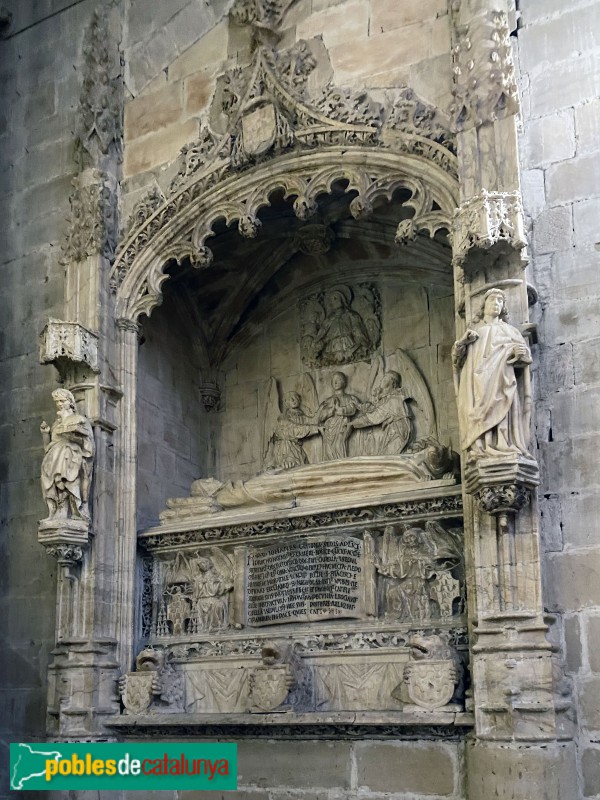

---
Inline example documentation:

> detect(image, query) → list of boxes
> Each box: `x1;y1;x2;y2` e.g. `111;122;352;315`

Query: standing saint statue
40;388;95;521
317;372;366;461
452;288;533;461
189;555;233;632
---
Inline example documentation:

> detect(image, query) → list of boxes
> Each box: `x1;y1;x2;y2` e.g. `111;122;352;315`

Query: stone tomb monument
117;310;469;728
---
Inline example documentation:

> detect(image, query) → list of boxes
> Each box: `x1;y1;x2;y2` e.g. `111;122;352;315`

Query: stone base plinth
38;518;91;565
466;739;577;800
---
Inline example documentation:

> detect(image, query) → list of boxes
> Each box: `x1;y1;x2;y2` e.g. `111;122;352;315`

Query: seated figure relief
157;550;234;635
300;284;381;368
376;522;463;621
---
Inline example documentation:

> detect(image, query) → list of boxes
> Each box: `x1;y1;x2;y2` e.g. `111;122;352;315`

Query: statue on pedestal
452;288;533;461
40;389;95;521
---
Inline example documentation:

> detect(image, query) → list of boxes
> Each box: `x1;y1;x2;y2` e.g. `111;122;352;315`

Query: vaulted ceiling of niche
154;182;453;368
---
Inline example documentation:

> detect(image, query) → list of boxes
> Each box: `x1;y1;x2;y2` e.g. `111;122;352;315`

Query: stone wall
0;1;100;793
518;1;600;798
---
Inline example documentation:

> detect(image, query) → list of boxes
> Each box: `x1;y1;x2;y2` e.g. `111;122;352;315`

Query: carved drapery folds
110;42;458;320
450;10;519;132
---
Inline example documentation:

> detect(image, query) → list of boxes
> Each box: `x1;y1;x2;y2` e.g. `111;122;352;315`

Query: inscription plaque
247;536;366;626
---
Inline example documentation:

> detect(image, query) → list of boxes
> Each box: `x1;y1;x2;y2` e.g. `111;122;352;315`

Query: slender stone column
115;318;141;671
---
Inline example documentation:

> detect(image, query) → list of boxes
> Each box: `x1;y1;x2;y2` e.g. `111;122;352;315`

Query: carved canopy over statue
452;288;533;462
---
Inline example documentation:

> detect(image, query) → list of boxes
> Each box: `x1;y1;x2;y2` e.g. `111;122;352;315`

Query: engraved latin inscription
247;536;365;626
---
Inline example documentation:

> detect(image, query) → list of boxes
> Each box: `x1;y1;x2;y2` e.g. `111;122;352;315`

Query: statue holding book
40;388;95;521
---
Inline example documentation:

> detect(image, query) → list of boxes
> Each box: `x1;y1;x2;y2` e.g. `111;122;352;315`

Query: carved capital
451;10;519;132
475;483;531;515
40;319;99;372
452;190;526;265
38;518;91;567
465;455;539;515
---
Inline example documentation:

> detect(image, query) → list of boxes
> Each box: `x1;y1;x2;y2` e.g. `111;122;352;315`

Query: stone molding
39;319;100;373
38;518;91;568
139;488;463;551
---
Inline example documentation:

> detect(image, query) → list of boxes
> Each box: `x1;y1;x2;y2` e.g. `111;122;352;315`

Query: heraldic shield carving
121;672;155;715
404;660;457;711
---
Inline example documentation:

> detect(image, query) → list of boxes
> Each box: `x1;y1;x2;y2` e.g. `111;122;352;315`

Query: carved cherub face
331;372;347;391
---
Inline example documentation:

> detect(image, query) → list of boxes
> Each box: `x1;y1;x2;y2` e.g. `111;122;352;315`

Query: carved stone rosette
451;190;526;267
39;319;100;373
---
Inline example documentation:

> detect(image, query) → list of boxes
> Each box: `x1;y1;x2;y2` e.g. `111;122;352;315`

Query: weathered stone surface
466;740;578;800
296;1;369;49
582;746;600;797
168;21;229;82
370;0;445;33
532;205;573;255
523;110;575;167
185;71;217;115
355;742;456;795
576;97;600;155
563;613;582;673
573;198;600;246
580;676;600;730
529;53;600;116
574;338;600;385
586;615;600;673
125;82;184;141
546;550;600;611
547;154;600;205
123;118;198;177
238;741;352;789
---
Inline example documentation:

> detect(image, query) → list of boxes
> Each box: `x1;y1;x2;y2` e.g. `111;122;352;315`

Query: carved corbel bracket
199;382;222;412
40;319;100;374
38;518;91;573
451;190;526;268
465;456;539;516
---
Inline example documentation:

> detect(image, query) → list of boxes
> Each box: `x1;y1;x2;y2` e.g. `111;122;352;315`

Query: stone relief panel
155;550;235;636
300;283;381;368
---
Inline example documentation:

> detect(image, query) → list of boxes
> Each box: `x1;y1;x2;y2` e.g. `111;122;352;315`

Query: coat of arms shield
241;103;277;157
122;672;155;715
248;664;291;712
404;660;456;711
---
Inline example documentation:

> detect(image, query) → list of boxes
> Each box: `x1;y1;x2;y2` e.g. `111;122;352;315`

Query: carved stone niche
115;482;471;737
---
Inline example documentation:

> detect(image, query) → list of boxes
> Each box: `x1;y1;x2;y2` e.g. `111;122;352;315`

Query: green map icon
10;743;62;790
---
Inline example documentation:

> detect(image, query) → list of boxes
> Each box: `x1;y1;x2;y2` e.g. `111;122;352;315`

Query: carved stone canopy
111;42;459;324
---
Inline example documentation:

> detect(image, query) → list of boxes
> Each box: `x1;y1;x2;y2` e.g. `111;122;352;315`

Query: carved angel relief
300;284;381;368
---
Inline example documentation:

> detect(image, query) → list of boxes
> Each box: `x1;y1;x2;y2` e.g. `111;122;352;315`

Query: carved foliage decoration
77;5;122;164
451;11;519;132
111;41;457;314
62;170;117;264
451;190;526;265
39;319;99;372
